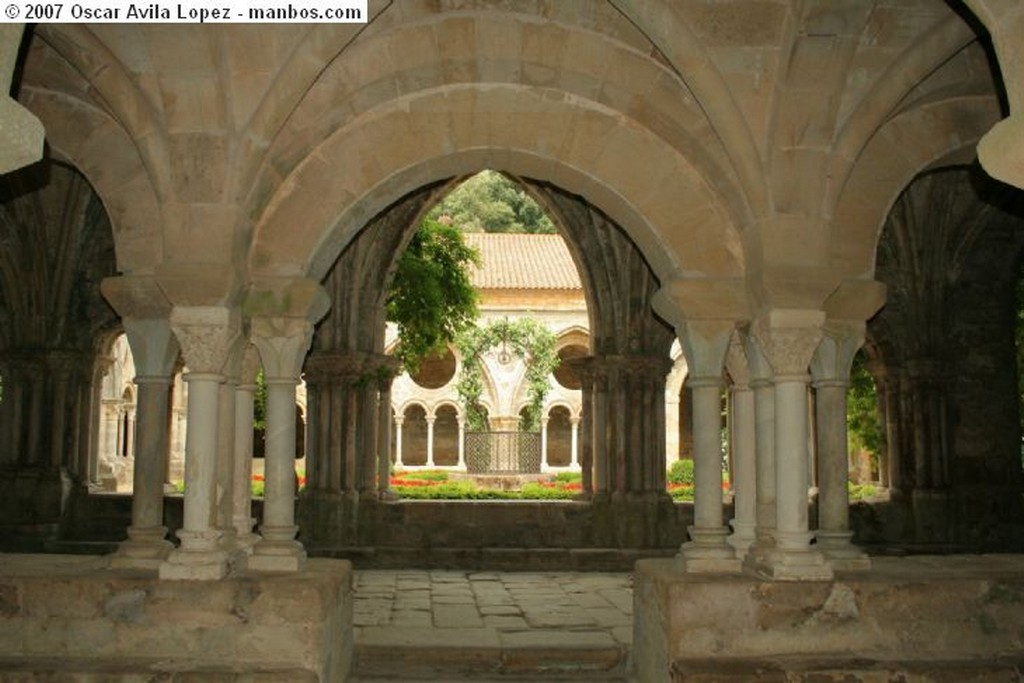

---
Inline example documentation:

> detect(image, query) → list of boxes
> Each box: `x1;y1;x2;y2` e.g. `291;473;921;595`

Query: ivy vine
455;317;559;432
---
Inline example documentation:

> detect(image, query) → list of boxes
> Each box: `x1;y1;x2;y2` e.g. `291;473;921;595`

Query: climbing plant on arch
455;317;559;432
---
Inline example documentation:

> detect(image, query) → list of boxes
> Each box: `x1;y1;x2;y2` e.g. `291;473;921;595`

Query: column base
817;530;872;571
676;526;742;573
109;526;173;571
727;520;756;558
159;547;229;580
753;546;834;581
247;539;308;573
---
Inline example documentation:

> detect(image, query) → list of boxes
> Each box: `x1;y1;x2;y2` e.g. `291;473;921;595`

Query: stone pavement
350;569;634;681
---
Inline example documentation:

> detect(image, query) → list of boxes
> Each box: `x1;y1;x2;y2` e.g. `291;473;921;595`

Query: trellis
455;317;558;432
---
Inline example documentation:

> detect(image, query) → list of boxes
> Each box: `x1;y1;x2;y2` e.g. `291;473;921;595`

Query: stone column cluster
674;311;873;580
101;275;330;580
304;352;399;500
569;354;672;500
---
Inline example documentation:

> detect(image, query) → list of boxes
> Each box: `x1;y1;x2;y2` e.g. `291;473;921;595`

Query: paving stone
480;604;521;616
433;604;485;628
483;614;529;629
584;607;633;627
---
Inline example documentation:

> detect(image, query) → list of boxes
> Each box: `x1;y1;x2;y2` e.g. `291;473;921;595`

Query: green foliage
455;317;559;432
253;369;267;431
669;487;694;502
387;219;481;373
389;479;576;500
848;481;878;501
667;459;695;486
428;170;556;234
553;471;582;483
847;350;885;459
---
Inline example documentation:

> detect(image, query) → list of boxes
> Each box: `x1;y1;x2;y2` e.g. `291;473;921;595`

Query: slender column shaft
593;375;609;494
456;419;466;470
395;417;404;467
215;380;237;549
540;417;549;472
179;374;222;545
263;379;299;538
233;381;257;548
570;418;580;469
426;416;436;468
691;382;724;530
752;380;776;541
815;382;850;534
774;379;812;550
131;377;172;531
377;383;393;493
728;385;756;554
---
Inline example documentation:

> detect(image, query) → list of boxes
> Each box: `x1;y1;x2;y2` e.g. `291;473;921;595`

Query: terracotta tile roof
463;232;583;291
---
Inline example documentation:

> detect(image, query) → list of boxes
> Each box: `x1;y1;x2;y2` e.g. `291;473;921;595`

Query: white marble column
742;336;778;572
725;335;755;557
110;319;180;570
570;416;580;469
395;416;405;467
677;320;741;573
456;417;466;470
540;416;550;473
232;346;261;552
159;306;241;580
425;415;436;468
811;323;871;570
753;312;832;581
247;279;329;572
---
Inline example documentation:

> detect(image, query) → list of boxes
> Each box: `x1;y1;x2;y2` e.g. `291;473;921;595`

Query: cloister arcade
2;2;1024;677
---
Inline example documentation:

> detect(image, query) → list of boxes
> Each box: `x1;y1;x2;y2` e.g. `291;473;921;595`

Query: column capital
751;310;825;380
122;318;181;379
679;319;736;383
724;329;750;388
810;320;865;386
169;306;242;376
238;344;261;389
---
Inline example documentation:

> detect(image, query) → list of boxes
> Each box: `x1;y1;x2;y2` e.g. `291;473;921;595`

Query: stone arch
545;404;575;469
432;403;461;467
832;94;1004;278
250;85;745;288
18;88;163;273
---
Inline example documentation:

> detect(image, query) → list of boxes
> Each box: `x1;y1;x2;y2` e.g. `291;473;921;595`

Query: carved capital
304;351;369;383
169;306;242;376
679;319;735;382
250;317;316;382
724;329;750;387
810;320;865;386
752;310;824;379
122;318;180;378
238;344;261;389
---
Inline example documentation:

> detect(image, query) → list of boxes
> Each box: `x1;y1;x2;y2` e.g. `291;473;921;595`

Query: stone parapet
0;554;353;681
634;555;1024;683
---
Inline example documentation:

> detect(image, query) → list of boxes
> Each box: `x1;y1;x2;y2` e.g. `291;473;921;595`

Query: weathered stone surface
0;555;352;681
635;555;1024;683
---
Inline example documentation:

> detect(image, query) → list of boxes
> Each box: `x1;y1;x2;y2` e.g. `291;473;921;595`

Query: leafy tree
428;170;556;234
387;218;480;373
847;350;884;462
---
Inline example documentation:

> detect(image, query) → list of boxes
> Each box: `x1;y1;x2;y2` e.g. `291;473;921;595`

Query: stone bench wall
635;555;1024;683
0;555;353;682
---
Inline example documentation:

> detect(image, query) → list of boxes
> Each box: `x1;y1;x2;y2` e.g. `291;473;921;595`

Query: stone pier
0;554;353;681
634;555;1024;682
